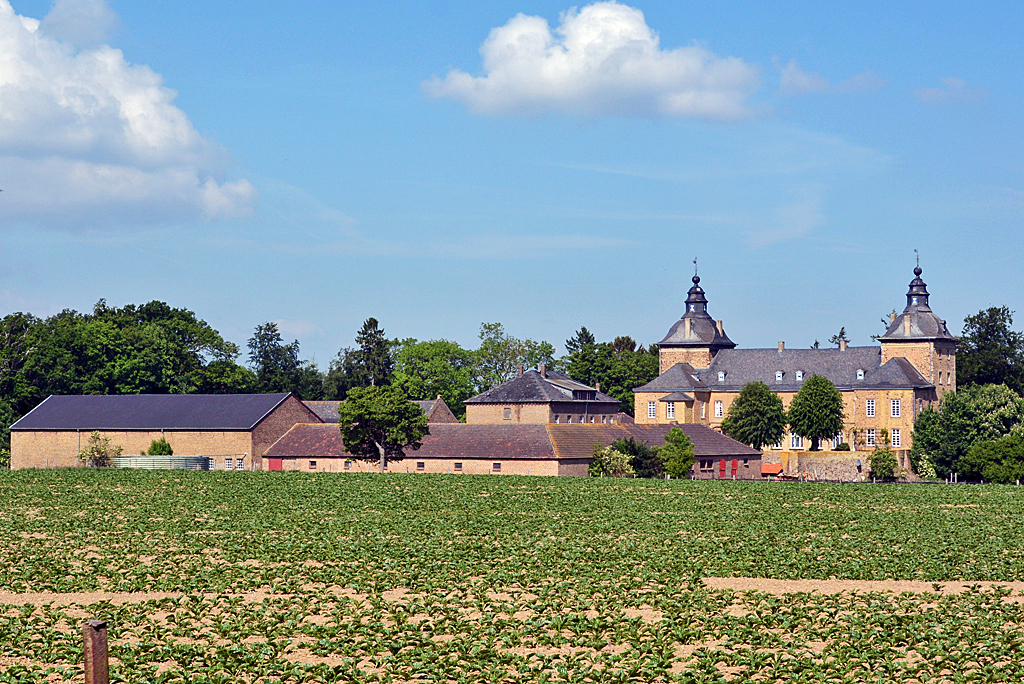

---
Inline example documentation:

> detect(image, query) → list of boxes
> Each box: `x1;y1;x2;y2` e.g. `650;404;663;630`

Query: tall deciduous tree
721;382;787;450
787;375;845;451
337;385;429;471
562;333;659;415
473;322;555;392
391;339;475;421
957;307;1024;394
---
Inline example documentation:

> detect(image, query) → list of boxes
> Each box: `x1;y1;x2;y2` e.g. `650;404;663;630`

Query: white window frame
701;403;706;419
891;399;901;417
866;399;875;417
718;371;725;382
776;371;783;382
892;429;901;448
648;401;656;419
796;370;804;381
236;458;245;470
666;401;675;419
791;434;803;449
224;459;234;471
857;369;865;380
833;433;843;448
714;400;723;418
866;428;876;447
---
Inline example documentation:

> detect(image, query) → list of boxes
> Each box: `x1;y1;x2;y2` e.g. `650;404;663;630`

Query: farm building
262;421;762;478
9;393;321;471
304;396;459;424
465;366;621;425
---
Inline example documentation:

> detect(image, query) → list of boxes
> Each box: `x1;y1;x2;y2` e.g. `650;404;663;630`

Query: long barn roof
11;393;296;431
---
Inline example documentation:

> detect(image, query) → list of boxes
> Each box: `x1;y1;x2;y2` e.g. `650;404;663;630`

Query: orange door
268;458;283;471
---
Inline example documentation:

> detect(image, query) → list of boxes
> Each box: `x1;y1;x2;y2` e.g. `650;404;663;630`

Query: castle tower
657;274;736;373
879;266;957;398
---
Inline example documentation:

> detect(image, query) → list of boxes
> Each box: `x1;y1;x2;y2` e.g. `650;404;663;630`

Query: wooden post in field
82;620;109;684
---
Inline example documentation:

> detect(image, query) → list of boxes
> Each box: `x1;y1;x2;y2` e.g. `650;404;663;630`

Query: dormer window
795;371;804;381
775;371;783;382
572;390;596;401
718;371;725;382
857;369;865;380
912;297;918;305
689;304;695;312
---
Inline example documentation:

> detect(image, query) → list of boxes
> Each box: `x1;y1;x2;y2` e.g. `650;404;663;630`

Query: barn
9;393;321;471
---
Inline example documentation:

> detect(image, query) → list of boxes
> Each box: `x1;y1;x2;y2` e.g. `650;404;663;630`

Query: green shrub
588;445;635;478
834;442;851;451
147;438;174;456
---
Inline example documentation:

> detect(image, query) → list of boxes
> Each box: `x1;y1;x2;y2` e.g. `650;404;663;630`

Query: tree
920;383;1024;479
588;445;634;477
869;444;898;480
391;339;475;421
354;318;394;387
829;327;849;347
787;375;845;451
721;382;787;450
337;385;429;471
612;436;661;478
247;322;301;392
77;431;122;467
959;434;1024;484
146;438;173;456
956;307;1024;394
810;340;820;349
561;334;659;415
565;327;597;355
908;406;942;478
660;428;695;478
473;323;555;392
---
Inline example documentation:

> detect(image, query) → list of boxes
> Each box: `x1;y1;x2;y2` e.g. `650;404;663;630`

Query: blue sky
1;0;1021;367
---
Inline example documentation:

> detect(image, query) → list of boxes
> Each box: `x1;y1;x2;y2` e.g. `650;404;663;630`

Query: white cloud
912;77;986;105
423;1;760;120
39;0;118;49
777;59;886;95
0;0;255;227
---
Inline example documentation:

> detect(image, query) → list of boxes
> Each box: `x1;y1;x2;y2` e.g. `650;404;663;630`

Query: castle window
454;462;462;471
791;434;803;449
690;304;695;312
309;460;317;470
416;462;425;471
833;433;844;448
796;370;804;381
601;415;607;424
912;297;918;304
866;399;875;417
701;403;706;419
857;369;865;380
714;400;723;418
892;429;901;448
666;402;675;419
718;371;725;382
648;402;656;419
866;429;876;447
493;462;502;472
224;459;234;471
503;407;512;420
891;399;901;417
776;371;783;382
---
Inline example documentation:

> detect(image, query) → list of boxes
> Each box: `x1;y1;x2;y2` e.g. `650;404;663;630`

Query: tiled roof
264;421;759;460
465;369;619;406
12;394;297;431
304;398;460;425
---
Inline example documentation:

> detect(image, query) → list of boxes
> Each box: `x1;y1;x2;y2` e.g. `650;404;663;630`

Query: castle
633;266;956;454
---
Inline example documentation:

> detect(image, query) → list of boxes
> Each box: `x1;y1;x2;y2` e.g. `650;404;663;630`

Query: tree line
0;302;662;457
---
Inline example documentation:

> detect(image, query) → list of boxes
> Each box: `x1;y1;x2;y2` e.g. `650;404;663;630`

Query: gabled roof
264;422;759;460
304;401;341;423
12;393;298;431
465;369;618;405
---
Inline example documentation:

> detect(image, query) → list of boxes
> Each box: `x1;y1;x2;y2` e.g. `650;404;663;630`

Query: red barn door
267;458;283;471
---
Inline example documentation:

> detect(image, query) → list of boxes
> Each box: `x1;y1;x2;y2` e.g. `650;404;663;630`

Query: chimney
517;365;524;377
778;341;785;351
890;312;897;324
684;318;691;338
904;317;911;336
540;364;546;378
716;320;724;334
595;382;601;392
839;339;847;352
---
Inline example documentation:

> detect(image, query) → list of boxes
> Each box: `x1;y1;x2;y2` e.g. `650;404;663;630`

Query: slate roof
264;422;759;461
465;369;619;406
633;363;707;393
880;267;956;342
303;397;460;424
12;393;297;431
659;275;736;349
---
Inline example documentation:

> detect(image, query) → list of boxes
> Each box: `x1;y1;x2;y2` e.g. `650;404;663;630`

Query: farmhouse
634;266;954;461
263;421;762;478
9;393;321;471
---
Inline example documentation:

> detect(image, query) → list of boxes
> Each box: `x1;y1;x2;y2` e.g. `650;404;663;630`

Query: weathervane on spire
915;249;919;267
693;258;698;277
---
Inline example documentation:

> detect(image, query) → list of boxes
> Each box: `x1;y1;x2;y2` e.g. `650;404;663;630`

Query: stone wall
11;430;251;470
762;450;914;481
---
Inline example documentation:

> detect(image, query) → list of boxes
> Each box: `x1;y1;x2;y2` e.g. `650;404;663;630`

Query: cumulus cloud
913;77;986;105
423;1;760;120
0;0;255;227
777;59;885;95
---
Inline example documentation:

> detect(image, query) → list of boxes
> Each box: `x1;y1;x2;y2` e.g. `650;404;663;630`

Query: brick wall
659;348;713;374
11;429;251;470
881;340;957;400
273;456;562;476
251;395;322;470
466;403;552;424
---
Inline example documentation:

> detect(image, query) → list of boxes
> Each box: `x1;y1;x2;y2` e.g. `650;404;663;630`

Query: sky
1;0;1021;368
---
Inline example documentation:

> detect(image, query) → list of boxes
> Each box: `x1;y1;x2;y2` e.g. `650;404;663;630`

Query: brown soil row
704;577;1024;595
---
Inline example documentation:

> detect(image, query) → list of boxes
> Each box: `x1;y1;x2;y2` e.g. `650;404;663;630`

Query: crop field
2;471;1024;683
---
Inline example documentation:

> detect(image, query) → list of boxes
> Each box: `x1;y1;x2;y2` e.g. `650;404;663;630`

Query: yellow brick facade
659;348;713;374
466;402;617;425
881;340;957;401
271;456;569;476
